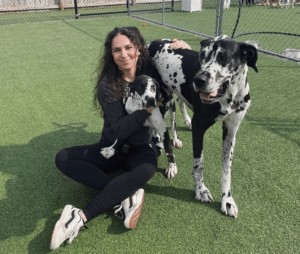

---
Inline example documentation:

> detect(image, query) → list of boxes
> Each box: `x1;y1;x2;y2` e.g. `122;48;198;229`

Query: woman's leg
82;144;157;221
50;143;157;249
51;140;123;250
55;140;121;191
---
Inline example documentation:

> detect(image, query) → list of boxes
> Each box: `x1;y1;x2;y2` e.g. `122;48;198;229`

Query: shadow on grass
0;123;101;253
104;178;223;236
149;167;222;215
145;181;221;211
0;121;220;252
246;116;300;147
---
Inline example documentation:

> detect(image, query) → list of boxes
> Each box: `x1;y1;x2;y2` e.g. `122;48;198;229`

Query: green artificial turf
0;16;299;254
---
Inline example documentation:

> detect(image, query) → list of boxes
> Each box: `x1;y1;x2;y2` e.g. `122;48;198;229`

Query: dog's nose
193;72;210;90
145;97;155;107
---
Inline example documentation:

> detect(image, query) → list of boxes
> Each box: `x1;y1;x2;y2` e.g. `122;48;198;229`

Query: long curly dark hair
94;26;149;116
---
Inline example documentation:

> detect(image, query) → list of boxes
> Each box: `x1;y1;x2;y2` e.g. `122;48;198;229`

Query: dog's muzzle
145;97;156;108
193;74;229;104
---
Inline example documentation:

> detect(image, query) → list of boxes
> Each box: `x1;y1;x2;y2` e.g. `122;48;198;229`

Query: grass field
0;16;299;253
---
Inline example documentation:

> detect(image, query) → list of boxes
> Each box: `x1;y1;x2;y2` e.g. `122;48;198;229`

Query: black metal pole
74;0;79;19
127;0;131;16
171;0;174;12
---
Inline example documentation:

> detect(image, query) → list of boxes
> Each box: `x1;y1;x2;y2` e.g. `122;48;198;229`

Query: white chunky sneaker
50;205;87;250
114;189;144;229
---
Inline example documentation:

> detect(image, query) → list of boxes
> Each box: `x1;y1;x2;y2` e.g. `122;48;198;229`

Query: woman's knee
55;149;69;170
139;163;156;182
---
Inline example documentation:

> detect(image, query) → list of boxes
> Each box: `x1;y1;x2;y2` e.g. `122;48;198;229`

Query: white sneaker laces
113;204;124;219
113;192;138;220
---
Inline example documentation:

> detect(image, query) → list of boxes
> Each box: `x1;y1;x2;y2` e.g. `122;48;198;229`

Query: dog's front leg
192;120;214;203
221;114;245;218
163;129;178;178
150;108;177;178
169;99;183;148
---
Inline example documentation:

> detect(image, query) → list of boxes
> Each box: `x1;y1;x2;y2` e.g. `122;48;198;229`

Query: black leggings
55;139;157;222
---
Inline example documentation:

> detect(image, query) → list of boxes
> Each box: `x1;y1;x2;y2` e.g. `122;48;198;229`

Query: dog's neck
223;64;249;103
217;64;250;118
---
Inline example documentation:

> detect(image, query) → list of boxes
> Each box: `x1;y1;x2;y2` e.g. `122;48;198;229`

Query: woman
50;26;191;250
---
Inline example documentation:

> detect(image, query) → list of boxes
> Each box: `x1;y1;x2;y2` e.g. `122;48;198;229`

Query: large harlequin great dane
147;36;258;218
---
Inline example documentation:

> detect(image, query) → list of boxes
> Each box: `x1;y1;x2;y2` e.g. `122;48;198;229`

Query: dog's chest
216;89;251;122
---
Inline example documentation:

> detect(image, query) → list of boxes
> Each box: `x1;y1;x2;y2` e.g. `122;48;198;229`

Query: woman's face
111;34;140;76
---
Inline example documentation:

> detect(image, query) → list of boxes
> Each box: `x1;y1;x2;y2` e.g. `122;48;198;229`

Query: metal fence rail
129;0;300;63
222;0;300;63
0;0;130;25
1;0;299;63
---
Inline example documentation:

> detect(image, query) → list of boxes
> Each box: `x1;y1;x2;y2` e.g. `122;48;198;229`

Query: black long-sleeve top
98;76;152;147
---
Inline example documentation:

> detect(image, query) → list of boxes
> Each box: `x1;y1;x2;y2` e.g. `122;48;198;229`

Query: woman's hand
170;39;191;50
146;107;155;113
145;102;163;114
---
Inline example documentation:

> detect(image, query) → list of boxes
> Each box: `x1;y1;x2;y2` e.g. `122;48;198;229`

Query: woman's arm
98;77;151;140
169;39;191;50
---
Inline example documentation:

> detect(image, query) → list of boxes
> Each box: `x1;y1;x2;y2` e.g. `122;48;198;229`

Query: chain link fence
129;0;219;38
129;0;300;62
0;0;129;25
1;0;299;62
221;0;300;62
0;1;74;24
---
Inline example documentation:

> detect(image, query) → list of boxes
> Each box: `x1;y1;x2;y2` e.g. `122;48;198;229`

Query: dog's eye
151;85;156;92
200;52;205;60
218;54;227;62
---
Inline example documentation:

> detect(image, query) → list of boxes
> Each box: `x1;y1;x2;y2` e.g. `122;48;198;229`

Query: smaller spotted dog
148;36;258;218
100;75;178;178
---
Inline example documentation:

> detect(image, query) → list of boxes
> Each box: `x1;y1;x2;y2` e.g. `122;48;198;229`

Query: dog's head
193;36;258;104
126;75;162;109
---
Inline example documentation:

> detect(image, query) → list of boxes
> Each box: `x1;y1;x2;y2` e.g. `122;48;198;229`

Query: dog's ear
200;39;211;48
240;43;258;73
125;81;133;97
127;81;134;90
153;79;163;102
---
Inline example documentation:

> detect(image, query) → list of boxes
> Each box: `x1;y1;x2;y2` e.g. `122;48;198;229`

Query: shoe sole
50;205;73;250
127;191;144;229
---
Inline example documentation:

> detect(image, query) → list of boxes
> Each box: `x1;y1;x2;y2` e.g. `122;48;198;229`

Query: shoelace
67;214;88;243
113;192;137;220
113;204;124;219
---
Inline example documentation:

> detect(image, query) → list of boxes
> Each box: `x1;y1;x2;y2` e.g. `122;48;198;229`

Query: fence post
215;0;224;37
171;0;174;12
74;0;79;19
127;0;131;16
162;0;165;25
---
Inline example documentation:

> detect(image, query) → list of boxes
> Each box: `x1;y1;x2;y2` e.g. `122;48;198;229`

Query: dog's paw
195;185;214;203
165;163;177;178
173;139;182;148
221;195;238;218
100;148;115;159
